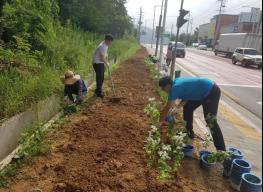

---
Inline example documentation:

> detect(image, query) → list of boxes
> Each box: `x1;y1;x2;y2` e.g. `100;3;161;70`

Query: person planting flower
158;76;226;151
61;71;87;105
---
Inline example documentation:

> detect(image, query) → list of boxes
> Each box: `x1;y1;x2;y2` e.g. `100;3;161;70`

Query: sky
126;0;262;33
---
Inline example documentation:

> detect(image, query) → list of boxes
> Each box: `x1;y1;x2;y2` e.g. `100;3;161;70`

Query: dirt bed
0;48;234;192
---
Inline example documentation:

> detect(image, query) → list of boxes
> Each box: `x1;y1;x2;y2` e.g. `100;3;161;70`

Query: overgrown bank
0;0;138;121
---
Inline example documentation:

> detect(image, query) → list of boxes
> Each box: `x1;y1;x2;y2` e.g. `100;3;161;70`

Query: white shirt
93;41;108;64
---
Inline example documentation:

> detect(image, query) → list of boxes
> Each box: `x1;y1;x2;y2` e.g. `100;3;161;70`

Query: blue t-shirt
168;77;214;101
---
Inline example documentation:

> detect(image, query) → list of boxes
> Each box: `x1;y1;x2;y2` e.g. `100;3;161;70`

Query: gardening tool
107;64;121;103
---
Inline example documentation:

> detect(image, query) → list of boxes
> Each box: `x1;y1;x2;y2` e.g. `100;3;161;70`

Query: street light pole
159;0;169;67
155;0;165;56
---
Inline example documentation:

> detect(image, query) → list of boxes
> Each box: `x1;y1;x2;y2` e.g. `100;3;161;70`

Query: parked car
198;44;208;50
168;42;186;58
192;43;199;47
232;48;262;69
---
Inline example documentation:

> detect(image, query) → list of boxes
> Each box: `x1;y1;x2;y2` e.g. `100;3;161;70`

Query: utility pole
170;0;189;79
138;8;143;43
256;12;262;34
151;6;158;48
155;0;165;56
159;0;169;66
214;0;226;48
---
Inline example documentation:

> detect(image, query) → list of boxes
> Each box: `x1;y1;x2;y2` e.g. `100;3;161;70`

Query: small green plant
158;144;172;180
144;98;160;125
144;126;161;167
207;151;232;164
202;133;213;149
63;104;80;116
206;114;217;134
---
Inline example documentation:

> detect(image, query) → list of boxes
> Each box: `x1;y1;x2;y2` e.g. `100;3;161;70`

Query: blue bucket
199;151;212;166
240;173;262;192
183;144;195;158
201;154;216;170
223;147;244;179
231;159;252;191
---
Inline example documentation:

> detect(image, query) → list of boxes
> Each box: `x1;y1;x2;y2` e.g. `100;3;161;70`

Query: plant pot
199;151;212;166
223;147;244;179
175;70;181;78
201;154;216;170
183;144;195;158
240;173;262;192
231;159;252;191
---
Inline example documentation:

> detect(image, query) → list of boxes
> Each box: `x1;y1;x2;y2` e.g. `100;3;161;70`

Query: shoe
94;92;104;98
188;130;195;139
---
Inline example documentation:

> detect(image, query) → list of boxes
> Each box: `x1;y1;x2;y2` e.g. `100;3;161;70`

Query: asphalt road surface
173;48;262;118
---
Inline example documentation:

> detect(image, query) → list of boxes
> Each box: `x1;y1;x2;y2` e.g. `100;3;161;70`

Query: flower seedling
207;151;232;164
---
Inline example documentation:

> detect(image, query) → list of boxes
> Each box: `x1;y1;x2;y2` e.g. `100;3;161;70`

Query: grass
0;28;139;121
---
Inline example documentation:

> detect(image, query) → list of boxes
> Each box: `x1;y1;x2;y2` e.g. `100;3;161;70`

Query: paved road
174;48;262;118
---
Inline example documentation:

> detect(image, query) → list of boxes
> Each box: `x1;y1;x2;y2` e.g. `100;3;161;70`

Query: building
199;14;239;47
238;8;262;33
198;23;210;39
198;7;262;47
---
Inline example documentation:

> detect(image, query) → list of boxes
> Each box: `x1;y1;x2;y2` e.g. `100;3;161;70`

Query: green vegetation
0;0;138;121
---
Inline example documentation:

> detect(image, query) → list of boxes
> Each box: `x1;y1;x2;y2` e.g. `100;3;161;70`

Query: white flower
158;150;171;160
162;145;172;152
148;97;156;102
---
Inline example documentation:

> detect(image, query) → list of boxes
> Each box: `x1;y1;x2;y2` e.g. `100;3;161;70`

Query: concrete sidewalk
145;45;262;177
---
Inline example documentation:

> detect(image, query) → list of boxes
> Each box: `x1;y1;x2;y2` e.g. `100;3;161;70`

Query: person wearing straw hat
92;34;114;98
61;71;87;105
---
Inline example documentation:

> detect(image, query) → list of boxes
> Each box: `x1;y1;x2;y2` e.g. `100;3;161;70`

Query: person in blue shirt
159;76;226;151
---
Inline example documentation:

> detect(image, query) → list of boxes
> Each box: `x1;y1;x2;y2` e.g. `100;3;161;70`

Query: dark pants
93;63;105;96
183;84;226;151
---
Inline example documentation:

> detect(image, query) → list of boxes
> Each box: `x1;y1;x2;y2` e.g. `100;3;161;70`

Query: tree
58;0;133;37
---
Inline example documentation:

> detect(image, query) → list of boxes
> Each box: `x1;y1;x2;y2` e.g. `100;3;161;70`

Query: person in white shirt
92;34;114;97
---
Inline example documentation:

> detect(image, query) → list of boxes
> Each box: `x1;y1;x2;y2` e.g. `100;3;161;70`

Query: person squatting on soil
159;76;226;151
61;71;88;105
92;34;114;98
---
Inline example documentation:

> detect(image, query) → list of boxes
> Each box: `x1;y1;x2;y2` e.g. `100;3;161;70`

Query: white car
232;48;262;69
198;45;208;50
192;43;199;47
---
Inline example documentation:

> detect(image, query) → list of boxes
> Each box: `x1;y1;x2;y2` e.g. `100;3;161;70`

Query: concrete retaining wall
0;95;61;161
0;73;95;162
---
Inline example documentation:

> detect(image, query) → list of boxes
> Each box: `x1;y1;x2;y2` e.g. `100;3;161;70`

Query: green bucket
175;70;181;78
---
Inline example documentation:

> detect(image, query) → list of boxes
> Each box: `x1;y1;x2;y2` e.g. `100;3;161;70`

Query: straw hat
60;71;81;85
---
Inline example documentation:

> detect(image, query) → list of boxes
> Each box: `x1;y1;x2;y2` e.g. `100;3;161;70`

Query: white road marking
218;84;262;88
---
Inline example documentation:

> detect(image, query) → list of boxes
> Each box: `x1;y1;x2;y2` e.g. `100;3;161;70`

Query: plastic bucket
231;159;252;191
223;147;244;179
240;173;262;192
201;154;216;170
199;151;212;166
175;70;181;78
183;144;194;158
